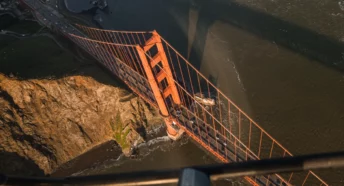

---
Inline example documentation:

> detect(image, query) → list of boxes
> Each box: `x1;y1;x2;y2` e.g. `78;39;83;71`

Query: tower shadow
188;0;344;72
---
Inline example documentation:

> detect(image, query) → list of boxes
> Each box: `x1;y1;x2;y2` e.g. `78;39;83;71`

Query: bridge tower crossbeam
136;31;184;140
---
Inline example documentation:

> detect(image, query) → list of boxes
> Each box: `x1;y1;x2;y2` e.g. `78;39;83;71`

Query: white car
194;93;215;106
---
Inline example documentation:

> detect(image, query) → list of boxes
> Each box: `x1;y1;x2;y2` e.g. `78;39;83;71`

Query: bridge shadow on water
96;0;344;74
94;0;191;58
188;0;344;73
1;1;343;182
3;0;343;89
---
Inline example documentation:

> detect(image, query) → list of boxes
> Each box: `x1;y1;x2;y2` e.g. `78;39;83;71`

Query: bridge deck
22;0;329;185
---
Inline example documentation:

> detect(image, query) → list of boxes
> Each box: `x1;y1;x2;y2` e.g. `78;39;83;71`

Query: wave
71;134;174;176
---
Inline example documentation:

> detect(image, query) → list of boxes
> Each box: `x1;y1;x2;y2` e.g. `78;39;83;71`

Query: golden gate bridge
20;0;329;185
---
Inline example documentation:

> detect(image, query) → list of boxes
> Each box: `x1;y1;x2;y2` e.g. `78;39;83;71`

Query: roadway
88;1;344;183
22;1;277;184
20;0;334;183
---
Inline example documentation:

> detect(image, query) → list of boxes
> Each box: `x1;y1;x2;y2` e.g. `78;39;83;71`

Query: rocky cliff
0;74;162;176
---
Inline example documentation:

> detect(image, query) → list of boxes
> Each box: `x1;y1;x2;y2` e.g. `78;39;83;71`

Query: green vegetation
111;112;131;150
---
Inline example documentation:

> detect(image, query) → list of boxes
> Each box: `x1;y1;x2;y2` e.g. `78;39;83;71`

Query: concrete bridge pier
165;117;184;141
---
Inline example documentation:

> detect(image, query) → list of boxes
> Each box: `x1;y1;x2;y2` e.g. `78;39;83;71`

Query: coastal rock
0;74;162;176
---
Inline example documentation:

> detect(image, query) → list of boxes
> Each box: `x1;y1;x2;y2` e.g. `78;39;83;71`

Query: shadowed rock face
0;74;162;175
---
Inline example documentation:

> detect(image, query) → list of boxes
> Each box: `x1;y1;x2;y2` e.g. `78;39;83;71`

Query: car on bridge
194;93;215;106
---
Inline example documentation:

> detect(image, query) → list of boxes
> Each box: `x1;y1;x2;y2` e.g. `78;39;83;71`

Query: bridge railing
68;26;328;186
158;38;328;186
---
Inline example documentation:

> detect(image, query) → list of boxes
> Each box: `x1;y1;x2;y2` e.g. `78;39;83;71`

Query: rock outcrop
0;74;162;176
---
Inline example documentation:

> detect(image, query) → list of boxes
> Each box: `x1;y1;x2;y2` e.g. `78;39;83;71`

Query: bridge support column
136;34;184;140
165;117;184;141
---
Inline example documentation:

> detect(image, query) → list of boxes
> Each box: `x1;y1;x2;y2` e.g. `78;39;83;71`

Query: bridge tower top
136;31;183;140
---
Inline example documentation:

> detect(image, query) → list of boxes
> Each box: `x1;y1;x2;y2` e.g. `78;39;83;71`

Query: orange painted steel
136;46;169;117
159;37;327;185
136;31;183;138
177;120;259;186
144;31;181;105
136;45;180;138
68;26;329;186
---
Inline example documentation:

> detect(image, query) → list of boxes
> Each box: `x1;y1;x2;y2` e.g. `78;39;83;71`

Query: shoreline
51;123;167;177
0;10;167;177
